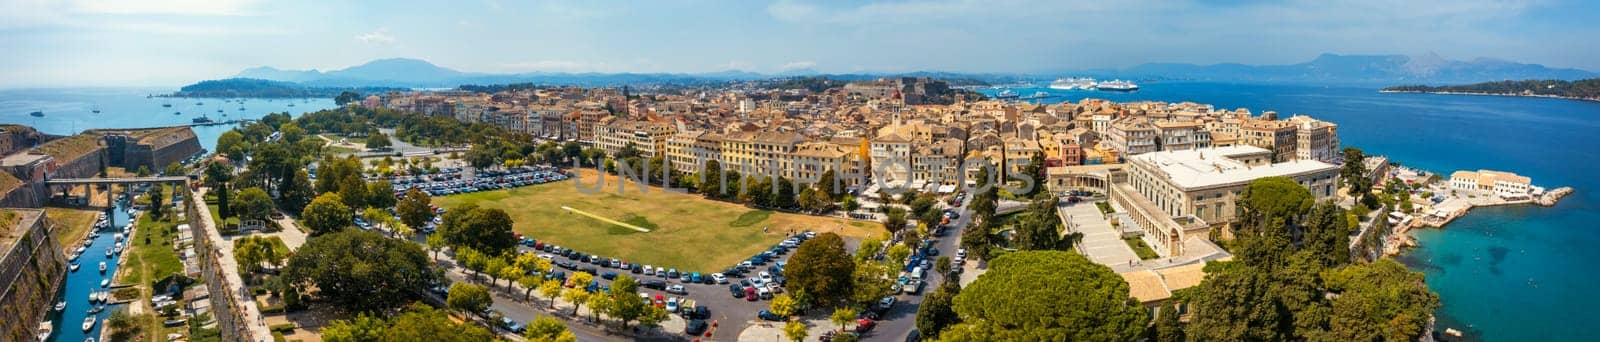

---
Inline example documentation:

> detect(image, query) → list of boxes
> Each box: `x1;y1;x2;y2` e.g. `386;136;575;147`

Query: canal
47;198;135;342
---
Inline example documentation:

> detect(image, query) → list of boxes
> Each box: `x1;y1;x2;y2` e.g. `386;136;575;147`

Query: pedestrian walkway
1058;201;1141;272
193;187;274;341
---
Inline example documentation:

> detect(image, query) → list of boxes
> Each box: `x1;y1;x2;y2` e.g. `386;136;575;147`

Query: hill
1382;78;1600;101
169;78;404;98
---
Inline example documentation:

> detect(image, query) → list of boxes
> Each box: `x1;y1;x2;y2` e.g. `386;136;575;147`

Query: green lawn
434;169;884;272
45;207;100;249
121;210;185;286
1123;237;1160;260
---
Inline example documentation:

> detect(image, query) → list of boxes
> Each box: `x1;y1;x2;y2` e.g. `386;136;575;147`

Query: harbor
46;202;135;342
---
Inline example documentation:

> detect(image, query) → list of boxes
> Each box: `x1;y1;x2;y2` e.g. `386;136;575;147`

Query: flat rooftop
1132;145;1337;190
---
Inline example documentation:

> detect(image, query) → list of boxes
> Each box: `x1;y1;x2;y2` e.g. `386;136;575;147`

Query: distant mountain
1110;53;1598;85
217;54;1596;89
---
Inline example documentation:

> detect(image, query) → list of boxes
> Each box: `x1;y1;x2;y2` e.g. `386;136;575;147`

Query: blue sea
984;82;1600;341
0;87;335;151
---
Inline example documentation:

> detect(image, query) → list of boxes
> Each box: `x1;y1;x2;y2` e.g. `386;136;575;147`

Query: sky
1;0;1598;87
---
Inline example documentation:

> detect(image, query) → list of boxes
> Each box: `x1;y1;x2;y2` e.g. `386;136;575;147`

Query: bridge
45;176;189;186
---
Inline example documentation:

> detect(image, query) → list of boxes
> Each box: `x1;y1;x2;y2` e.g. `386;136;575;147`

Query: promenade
192;187;274;341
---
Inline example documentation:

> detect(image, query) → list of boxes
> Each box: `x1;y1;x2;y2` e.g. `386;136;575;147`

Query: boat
195;102;203;106
56;301;66;311
287;103;295;107
82;317;96;331
36;321;51;341
162;102;172;108
193;115;213;124
174;111;181;115
70;263;80;272
1096;80;1139;92
88;305;104;314
86;338;95;342
29;111;44;117
68;252;79;262
1049;77;1097;90
105;248;112;257
89;292;97;303
98;261;106;273
100;279;109;287
994;89;1019;99
91;105;101;113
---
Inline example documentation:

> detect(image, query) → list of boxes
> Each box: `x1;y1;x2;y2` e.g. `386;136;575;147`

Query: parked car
876;296;896;312
600;272;618;280
855;319;877;333
666;284;687;295
685;319;708;336
687;305;710;320
501;317;525;333
759;271;774;283
642;280;667;290
711;273;728;284
729;284;745;298
758;310;784;321
744;287;758;301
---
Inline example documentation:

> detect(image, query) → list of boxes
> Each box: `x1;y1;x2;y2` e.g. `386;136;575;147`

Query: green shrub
269;323;296;333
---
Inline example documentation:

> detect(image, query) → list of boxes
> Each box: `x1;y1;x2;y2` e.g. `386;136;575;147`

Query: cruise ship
994;89;1020;99
1049;77;1097;90
1096;80;1140;92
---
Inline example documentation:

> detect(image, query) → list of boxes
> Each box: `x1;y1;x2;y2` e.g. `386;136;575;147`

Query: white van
910;266;925;280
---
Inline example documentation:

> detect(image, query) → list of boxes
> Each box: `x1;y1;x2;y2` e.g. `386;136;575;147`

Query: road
865;195;972;342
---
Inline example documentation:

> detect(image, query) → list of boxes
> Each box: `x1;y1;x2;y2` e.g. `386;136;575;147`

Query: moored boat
55;300;66;311
70;263;80;272
100;279;109;287
82;317;95;331
98;261;106;273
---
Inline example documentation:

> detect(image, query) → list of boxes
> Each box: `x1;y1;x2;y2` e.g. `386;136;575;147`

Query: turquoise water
984;82;1600;341
0;88;335;151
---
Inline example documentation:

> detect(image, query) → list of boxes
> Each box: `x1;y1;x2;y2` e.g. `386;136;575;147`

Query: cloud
767;0;819;22
779;61;817;71
355;28;396;44
70;0;263;16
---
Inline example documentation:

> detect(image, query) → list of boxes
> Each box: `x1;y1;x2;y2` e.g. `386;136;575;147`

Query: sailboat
90;105;101;113
162;102;172;108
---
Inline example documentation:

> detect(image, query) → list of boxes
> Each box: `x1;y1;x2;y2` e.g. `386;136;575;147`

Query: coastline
1381;176;1573;258
1378;90;1600;103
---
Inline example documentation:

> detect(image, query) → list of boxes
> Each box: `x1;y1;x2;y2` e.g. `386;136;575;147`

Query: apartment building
1449;170;1532;197
593;118;675;159
1288;115;1341;163
1107;120;1158;156
1240;119;1298;162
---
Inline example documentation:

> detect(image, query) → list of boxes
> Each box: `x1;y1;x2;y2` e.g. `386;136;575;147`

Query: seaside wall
0;209;67;342
0;125;47;157
100;127;204;172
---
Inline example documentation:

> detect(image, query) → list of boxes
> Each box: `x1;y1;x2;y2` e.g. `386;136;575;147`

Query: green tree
107;308;144;341
783;321;809;342
335;91;362;106
606;274;651;327
849;260;897;306
339;175;370;210
424;233;446;261
446;283;492;316
916;282;961;339
282;230;432;312
439;205;517;255
525;316;578;342
164;162;185;176
279;169;315;214
1185;262;1287;341
366;131;392;150
217;130;249;162
883;206;908;234
539;279;564;309
1150;306;1185;342
948;251;1147;340
770;294;799;317
1341;147;1372;203
234;187;274;223
149;184;166;219
1322;259;1440;341
366;180;397;209
320;313;386;342
783;232;857;305
302;193;353;235
934;256;953;278
830;307;858;332
383;304;496;341
886;243;911;266
397;188;435;228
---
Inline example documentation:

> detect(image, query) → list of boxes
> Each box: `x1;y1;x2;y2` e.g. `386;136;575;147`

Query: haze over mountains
223;53;1597;89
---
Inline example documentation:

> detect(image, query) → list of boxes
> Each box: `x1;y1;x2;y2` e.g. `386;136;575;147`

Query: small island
165;78;404;98
1382;78;1600;102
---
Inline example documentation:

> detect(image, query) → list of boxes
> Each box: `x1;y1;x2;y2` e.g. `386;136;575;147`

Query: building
594;118;675;159
869;129;913;186
1107;120;1158;156
1112;145;1339;256
1153;121;1208;151
0;209;67;342
1288;115;1340;163
1449;170;1532;197
1239;120;1298;162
